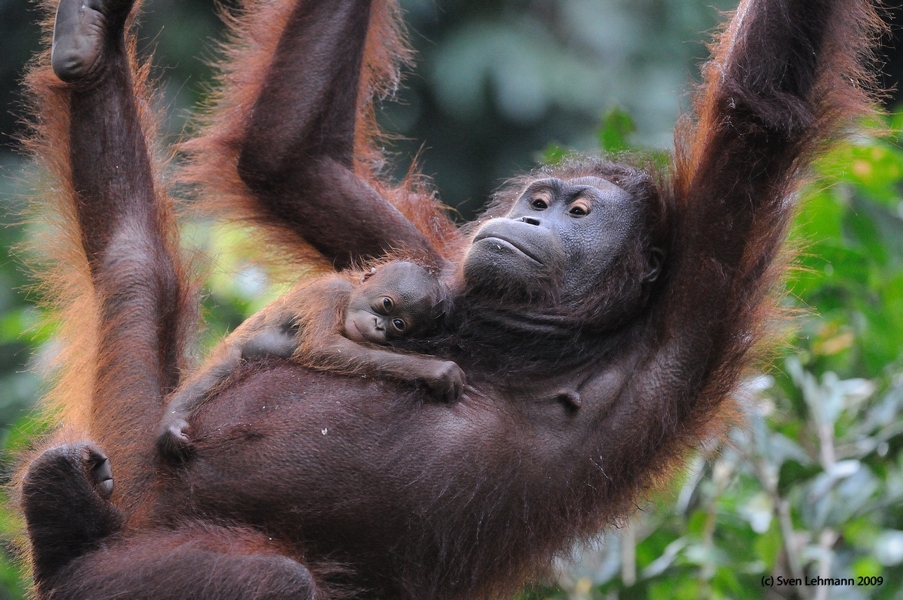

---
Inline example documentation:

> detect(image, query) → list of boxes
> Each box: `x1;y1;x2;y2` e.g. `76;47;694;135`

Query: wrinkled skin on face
464;177;651;307
343;261;443;344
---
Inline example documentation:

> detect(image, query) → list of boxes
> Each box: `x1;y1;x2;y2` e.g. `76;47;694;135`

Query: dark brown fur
18;0;883;598
19;0;196;520
178;0;463;273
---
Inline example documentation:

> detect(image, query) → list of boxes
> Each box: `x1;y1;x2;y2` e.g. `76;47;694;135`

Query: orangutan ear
431;298;447;321
644;248;665;283
360;267;378;284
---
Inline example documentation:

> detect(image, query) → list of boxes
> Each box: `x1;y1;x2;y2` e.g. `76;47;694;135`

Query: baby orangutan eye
392;319;406;331
531;198;548;210
382;297;394;311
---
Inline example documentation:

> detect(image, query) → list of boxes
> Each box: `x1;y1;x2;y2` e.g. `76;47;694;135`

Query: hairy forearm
650;0;880;400
237;0;372;186
682;0;880;228
232;0;439;266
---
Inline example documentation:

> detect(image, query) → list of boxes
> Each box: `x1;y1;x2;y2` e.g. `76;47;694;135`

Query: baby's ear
360;267;378;284
431;298;447;320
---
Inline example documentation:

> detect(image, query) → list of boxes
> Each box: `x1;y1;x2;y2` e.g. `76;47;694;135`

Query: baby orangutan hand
420;360;465;403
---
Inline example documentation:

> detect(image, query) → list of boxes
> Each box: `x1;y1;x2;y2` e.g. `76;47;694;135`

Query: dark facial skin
464;177;641;303
343;262;440;344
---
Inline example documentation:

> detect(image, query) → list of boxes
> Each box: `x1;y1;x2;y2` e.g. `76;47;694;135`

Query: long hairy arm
22;0;195;511
182;0;460;270
601;0;883;498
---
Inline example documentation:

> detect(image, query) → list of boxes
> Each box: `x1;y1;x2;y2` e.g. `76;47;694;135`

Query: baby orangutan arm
155;306;288;461
294;278;465;403
157;275;463;462
301;336;465;403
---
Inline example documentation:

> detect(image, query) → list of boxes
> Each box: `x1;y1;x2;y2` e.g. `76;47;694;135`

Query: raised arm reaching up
183;0;459;270
24;0;194;514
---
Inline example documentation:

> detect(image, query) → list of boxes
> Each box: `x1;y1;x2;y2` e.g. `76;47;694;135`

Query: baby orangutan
157;261;462;461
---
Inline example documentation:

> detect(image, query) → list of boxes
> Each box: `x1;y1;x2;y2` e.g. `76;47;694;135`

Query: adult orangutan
18;0;883;597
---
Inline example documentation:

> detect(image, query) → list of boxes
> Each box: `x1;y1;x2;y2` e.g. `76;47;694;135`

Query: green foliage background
0;1;902;598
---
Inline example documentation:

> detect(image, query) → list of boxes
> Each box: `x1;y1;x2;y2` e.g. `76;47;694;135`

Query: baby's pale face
343;291;427;345
343;262;441;344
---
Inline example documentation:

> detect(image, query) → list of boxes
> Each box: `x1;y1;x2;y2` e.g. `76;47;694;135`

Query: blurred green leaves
597;107;636;152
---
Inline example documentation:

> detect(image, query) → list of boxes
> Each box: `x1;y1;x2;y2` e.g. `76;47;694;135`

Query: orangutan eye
392;319;406;331
382;297;394;311
569;201;590;216
531;198;548;210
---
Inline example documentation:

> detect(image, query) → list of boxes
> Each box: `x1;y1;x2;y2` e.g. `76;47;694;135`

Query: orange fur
179;0;461;278
20;0;197;518
14;0;886;597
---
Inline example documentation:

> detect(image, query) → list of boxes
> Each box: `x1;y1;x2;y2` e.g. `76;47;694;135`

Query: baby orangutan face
343;262;444;345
